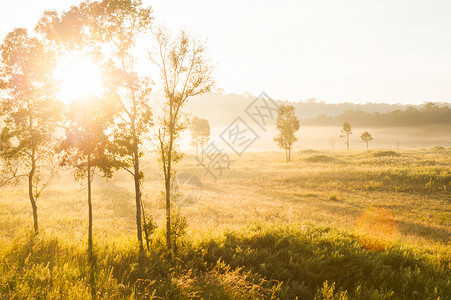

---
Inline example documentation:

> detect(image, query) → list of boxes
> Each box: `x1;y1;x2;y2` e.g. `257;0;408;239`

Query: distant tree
328;136;337;150
360;131;373;150
36;0;154;252
149;27;214;251
190;116;210;160
274;104;300;162
340;121;352;151
59;97;119;259
0;28;62;234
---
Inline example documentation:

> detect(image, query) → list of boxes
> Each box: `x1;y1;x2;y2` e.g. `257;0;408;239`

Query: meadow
0;148;450;299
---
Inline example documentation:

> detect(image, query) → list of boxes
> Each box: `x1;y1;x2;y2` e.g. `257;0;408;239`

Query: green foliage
0;27;62;232
2;223;448;299
59;96;119;179
151;26;214;250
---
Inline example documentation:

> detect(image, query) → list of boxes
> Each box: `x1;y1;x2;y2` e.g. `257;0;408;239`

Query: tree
360;131;373;150
340;121;352;151
149;27;214;251
0;28;62;234
36;0;154;252
59;96;118;259
274;104;300;162
190;116;210;160
328;136;337;150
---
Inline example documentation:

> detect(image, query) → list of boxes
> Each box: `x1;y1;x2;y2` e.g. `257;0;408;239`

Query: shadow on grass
1;225;450;299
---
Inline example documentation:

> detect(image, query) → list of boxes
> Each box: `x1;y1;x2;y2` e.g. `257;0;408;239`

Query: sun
54;56;104;103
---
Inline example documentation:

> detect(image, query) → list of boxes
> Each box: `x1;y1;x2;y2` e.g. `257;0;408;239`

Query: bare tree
149;27;214;251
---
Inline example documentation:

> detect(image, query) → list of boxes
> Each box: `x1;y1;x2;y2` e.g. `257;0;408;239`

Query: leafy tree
149;27;214;251
274;104;300;162
190;116;210;160
36;0;154;252
59;96;119;258
340;121;352;151
0;28;62;234
360;131;373;150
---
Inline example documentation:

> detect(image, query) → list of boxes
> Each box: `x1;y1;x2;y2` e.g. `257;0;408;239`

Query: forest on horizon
183;90;451;127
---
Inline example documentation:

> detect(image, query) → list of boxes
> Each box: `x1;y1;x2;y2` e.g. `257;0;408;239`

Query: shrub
372;151;401;157
304;155;343;163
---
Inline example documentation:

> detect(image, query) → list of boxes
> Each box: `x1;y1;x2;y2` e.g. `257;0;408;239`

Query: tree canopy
274;104;300;162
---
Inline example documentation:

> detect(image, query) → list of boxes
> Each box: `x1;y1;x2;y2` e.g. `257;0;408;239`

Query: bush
304;155;343;164
372;151;401;157
432;146;445;151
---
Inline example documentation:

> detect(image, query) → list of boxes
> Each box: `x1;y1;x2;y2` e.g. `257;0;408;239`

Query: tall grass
1;223;450;299
1;149;450;299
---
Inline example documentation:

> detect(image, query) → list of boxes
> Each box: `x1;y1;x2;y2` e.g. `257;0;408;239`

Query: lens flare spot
355;206;399;251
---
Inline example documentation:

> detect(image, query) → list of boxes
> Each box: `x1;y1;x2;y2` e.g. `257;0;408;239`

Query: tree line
303;102;451;127
0;0;213;262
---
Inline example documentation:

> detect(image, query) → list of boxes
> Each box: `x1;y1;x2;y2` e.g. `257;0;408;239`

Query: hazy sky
1;0;451;104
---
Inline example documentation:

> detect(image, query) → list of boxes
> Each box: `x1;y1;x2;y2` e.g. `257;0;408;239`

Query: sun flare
53;57;103;103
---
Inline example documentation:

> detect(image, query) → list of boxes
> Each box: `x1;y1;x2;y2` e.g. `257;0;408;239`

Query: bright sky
1;0;451;104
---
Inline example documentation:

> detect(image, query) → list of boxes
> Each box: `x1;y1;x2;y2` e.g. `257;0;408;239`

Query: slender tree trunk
28;155;38;234
196;141;199;160
288;147;291;162
366;142;368;150
130;86;144;252
141;198;150;251
133;159;143;252
166;106;174;251
27;100;38;234
201;142;204;161
87;155;93;259
165;157;172;251
346;134;350;151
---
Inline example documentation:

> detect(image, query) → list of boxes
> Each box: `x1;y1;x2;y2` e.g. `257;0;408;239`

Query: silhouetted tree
0;28;62;234
149;27;214;251
274;104;300;162
59;96;119;259
340;121;352;151
190;116;210;160
360;131;373;150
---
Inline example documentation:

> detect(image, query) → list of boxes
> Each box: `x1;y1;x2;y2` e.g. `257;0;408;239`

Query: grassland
0;148;450;299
